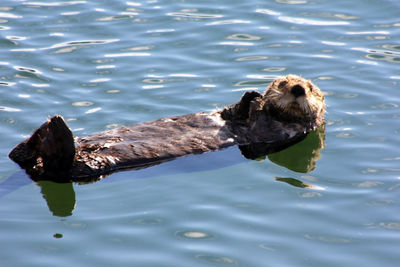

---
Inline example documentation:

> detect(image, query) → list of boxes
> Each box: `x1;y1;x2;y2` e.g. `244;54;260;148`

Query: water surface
1;0;400;266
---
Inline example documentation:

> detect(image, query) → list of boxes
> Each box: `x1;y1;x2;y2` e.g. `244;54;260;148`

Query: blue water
1;0;400;266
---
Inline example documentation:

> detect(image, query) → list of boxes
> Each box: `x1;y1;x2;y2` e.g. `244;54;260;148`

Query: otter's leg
235;91;263;120
40;115;76;173
221;91;262;121
9;115;75;175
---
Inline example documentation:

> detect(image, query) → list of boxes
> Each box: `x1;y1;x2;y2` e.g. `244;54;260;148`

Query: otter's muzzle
291;85;305;98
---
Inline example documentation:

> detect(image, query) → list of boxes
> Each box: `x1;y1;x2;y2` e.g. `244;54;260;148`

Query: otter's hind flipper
9;115;75;177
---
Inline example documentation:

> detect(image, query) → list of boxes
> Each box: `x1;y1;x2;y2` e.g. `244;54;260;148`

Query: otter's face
264;75;325;126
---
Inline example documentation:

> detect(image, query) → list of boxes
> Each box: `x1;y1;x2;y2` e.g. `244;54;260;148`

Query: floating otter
9;75;325;182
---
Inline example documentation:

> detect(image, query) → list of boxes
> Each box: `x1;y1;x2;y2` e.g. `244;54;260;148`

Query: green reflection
275;177;314;189
53;233;63;239
37;181;76;217
268;126;325;173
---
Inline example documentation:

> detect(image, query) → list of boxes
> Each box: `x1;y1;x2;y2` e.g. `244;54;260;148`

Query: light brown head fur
263;74;325;128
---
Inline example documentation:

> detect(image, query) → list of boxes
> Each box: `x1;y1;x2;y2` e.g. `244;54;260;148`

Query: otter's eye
309;85;313;92
278;81;288;89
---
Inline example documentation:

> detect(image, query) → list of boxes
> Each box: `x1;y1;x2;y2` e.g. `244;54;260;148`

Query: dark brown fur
9;75;325;182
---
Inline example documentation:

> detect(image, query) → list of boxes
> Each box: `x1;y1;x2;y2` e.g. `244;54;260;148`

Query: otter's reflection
275;177;322;189
240;126;325;173
268;126;325;173
37;181;76;217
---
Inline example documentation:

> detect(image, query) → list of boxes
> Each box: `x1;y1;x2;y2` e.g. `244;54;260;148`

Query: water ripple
278;16;350;26
263;67;286;72
255;9;281;16
96;15;134;22
207;19;251;26
276;0;308;4
147;29;175;33
234;80;269;87
167;12;223;19
168;73;197;78
352;47;400;64
143;78;167;84
0;12;21;19
175;230;213;240
61;11;81;16
104;52;151;58
346;31;389;35
246;74;279;80
89;78;110;83
123;45;154;51
85;107;102;114
0;81;15;86
72;101;93;107
23;1;86;7
219;41;254;46
42;39;119;50
226;33;261;41
126;2;141;7
10;48;36;52
235;55;270;62
322;41;346;46
381;44;400;51
13;65;42;75
18;94;30;99
352;47;400;56
0;106;21;112
195;254;238;266
311;54;333;59
6;36;26;41
143;85;164;90
31;83;49;88
96;65;115;69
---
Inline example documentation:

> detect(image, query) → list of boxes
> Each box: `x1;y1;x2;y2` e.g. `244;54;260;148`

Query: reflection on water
268;126;325;173
275;177;324;190
239;126;325;174
37;181;76;217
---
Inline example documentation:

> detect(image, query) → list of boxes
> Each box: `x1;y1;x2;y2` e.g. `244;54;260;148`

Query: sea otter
9;74;325;182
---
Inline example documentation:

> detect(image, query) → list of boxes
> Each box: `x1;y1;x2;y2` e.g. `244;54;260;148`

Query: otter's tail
9;115;75;177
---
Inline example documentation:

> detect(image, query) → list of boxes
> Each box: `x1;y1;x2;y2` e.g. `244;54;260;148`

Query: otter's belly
71;112;236;178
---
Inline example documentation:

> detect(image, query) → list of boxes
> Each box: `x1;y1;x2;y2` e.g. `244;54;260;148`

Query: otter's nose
291;85;305;98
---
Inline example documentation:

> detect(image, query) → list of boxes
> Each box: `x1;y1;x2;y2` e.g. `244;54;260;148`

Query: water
1;0;400;266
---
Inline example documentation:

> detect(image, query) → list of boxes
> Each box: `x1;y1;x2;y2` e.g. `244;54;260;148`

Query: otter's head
263;75;325;128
